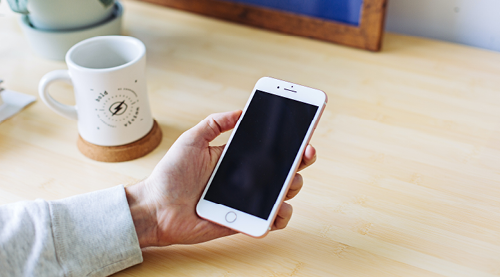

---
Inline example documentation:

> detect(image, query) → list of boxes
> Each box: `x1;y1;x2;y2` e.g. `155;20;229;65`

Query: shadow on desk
115;228;394;276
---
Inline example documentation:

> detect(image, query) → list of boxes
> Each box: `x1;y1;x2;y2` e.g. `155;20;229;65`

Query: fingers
283;145;314;203
298;144;316;171
272;202;293;230
184;110;242;145
274;175;302;230
285;173;303;201
207;221;238;240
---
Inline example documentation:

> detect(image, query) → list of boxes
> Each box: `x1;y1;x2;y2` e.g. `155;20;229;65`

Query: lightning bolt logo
109;100;128;116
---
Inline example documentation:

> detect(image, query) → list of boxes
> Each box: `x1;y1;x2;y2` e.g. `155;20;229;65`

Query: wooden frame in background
138;0;388;51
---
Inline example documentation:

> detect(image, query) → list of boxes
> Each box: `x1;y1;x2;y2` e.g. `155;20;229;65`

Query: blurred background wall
385;0;500;52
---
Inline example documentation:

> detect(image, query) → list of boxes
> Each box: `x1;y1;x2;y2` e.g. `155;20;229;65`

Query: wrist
125;181;158;248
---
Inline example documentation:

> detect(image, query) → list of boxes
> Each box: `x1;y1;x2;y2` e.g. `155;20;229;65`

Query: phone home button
225;211;237;223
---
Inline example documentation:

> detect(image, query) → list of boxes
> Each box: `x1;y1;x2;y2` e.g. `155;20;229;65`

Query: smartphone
196;77;327;237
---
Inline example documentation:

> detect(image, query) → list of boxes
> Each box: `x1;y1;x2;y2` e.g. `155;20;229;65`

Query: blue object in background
222;0;363;26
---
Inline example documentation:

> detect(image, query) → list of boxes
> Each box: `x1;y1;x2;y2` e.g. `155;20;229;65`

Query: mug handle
38;70;78;120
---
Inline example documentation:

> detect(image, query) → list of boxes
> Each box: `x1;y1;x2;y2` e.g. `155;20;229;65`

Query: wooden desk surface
1;1;500;276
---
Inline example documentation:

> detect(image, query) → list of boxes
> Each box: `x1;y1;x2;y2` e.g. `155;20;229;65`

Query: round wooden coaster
77;120;163;162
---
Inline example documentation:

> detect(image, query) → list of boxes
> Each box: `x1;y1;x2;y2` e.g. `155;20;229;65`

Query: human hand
125;110;317;248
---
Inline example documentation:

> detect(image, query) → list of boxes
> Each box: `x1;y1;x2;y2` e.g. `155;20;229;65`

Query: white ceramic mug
39;36;154;146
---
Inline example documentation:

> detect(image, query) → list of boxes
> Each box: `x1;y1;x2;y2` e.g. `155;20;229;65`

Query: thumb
186;110;242;144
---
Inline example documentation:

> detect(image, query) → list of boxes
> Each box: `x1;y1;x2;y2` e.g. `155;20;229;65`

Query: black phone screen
204;90;318;220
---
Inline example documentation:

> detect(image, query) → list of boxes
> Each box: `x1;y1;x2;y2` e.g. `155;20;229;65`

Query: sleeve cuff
49;185;143;277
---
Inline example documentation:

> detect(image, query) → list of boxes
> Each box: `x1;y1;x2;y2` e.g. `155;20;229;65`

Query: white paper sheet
0;89;37;123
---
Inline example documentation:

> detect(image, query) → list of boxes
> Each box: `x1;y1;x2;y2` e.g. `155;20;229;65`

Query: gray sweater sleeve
0;185;143;277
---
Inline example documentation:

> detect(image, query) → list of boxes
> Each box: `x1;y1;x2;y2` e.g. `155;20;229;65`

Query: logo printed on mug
39;36;154;146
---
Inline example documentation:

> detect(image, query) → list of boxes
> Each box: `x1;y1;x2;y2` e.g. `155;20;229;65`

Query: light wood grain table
1;1;500;276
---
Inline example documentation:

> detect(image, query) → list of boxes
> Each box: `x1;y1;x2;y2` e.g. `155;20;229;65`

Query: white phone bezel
196;76;327;238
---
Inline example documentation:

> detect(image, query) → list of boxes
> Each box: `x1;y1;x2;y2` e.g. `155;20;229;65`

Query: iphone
196;77;327;237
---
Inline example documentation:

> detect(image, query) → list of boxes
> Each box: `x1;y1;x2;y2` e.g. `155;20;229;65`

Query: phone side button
225;211;237;223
